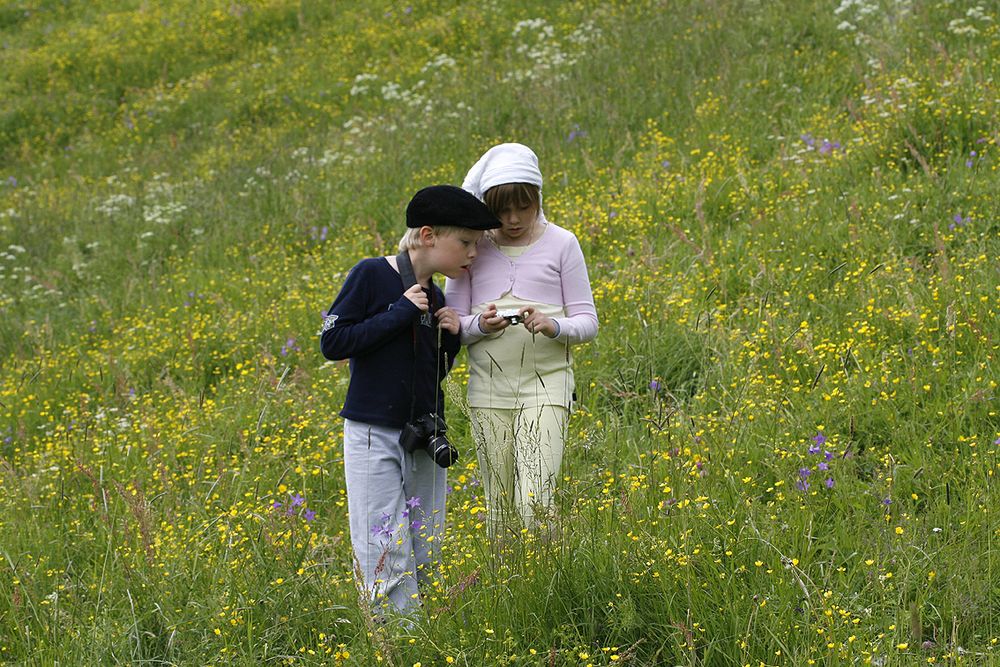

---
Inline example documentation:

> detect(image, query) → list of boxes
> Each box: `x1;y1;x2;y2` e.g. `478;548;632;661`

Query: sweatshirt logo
321;314;339;333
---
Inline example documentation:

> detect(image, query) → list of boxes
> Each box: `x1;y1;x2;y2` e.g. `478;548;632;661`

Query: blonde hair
397;225;465;251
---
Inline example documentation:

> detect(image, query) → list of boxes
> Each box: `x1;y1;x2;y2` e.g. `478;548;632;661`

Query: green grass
1;0;998;664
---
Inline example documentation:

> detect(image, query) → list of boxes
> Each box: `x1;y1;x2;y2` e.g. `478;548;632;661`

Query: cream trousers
470;405;568;529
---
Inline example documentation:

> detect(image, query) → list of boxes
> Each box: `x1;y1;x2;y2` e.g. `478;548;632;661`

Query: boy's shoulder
347;256;391;277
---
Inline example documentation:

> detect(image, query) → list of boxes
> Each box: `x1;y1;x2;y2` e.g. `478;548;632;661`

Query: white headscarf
462;143;545;216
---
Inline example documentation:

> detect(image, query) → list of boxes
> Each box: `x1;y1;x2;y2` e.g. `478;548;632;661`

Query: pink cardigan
445;222;599;344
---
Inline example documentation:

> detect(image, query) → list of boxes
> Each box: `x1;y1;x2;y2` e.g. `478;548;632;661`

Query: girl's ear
419;225;436;246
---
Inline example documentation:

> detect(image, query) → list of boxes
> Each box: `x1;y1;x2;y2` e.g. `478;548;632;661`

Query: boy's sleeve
320;261;421;360
439;329;461;375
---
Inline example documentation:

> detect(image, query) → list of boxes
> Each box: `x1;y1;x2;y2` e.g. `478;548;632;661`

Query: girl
445;143;598;532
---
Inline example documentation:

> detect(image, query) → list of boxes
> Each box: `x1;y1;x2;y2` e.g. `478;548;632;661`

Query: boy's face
429;228;483;279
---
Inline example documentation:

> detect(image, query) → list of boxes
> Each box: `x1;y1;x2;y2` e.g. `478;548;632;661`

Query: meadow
1;0;998;664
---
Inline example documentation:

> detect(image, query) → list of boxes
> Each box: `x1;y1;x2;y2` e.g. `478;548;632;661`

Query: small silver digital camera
497;309;523;325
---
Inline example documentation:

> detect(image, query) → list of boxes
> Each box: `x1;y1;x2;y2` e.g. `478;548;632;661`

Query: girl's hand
520;307;558;337
436;306;460;335
478;304;510;334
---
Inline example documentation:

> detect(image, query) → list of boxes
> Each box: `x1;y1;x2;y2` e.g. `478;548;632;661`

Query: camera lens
427;435;458;468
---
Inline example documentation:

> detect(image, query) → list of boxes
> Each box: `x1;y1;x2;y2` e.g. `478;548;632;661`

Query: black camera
399;413;458;468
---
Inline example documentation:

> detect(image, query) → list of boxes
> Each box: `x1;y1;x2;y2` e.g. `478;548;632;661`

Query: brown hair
483;183;540;217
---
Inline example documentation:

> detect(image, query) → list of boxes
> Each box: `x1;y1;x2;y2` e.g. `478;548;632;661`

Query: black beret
405;184;501;230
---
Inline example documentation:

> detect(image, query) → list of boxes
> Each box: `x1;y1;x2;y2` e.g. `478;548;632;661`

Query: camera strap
395;250;418;297
394;250;441;427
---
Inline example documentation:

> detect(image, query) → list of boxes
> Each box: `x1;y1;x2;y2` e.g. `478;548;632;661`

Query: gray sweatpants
343;419;448;614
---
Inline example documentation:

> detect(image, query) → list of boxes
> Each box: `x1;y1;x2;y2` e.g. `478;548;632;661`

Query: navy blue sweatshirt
319;257;461;429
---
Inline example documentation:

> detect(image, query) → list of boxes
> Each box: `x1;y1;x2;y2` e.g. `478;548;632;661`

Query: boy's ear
419;225;436;246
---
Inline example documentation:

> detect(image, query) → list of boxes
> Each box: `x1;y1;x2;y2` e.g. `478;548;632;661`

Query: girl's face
495;202;539;245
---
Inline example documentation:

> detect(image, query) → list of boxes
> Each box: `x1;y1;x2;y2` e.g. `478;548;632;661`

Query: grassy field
1;0;998;664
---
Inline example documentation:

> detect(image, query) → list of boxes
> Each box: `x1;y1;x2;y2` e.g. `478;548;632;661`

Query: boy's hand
520;307;558;337
403;283;428;311
478;304;510;334
436;306;459;335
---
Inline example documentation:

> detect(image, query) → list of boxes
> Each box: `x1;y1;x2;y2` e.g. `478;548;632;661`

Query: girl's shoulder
539;221;580;247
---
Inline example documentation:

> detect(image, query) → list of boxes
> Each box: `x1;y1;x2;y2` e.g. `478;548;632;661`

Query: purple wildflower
796;479;810;492
661;160;671;169
812;432;827;447
290;493;305;507
882;497;892;506
304;509;316;522
406;496;421;509
272;501;282;510
819;139;840;155
818;462;829;471
281;337;300;357
808;443;820;455
567;124;587;142
650;379;661;392
801;133;815;147
824;450;834;461
825;478;835;489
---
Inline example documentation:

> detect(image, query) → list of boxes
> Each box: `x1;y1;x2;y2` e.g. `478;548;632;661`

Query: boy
320;185;500;615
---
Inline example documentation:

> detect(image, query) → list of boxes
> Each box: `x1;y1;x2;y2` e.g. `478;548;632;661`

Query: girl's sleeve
554;235;599;344
445;272;488;345
320;262;420;360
